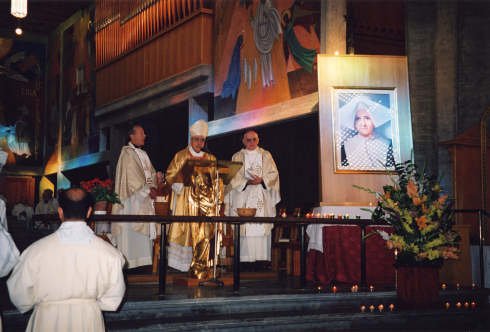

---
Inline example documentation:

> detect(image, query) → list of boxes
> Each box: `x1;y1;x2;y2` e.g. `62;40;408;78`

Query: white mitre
189;119;208;137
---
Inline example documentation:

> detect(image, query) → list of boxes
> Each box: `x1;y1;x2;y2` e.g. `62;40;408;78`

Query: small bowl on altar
236;208;257;217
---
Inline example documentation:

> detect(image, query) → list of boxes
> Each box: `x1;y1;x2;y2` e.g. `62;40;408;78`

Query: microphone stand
200;161;224;287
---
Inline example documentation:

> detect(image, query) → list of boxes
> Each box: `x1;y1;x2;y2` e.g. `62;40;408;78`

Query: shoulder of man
18;233;58;258
92;236;125;260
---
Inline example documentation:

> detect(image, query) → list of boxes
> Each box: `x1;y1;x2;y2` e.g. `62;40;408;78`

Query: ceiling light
15;27;23;35
11;0;28;19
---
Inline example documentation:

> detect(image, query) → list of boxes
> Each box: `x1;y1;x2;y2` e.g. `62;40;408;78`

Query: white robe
225;147;280;262
34;199;59;215
0;223;19;277
112;143;157;268
7;222;125;332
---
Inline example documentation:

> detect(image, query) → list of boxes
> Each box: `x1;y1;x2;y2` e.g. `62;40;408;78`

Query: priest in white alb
7;188;125;332
112;124;163;268
225;129;280;262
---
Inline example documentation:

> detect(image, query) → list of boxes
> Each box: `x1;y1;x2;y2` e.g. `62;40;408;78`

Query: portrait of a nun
338;95;396;170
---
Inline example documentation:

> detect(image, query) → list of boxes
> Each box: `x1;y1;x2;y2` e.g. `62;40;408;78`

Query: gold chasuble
166;148;218;279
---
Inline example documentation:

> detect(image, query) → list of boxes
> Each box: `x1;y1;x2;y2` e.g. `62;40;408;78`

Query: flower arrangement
356;161;460;266
80;178;121;204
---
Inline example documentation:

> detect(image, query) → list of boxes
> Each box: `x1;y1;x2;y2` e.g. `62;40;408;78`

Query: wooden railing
32;214;386;296
95;0;209;68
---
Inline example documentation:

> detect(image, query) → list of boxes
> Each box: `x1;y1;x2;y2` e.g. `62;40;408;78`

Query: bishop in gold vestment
166;120;218;279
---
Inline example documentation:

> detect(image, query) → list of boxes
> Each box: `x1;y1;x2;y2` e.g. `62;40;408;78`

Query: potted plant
80;178;121;214
357;161;460;308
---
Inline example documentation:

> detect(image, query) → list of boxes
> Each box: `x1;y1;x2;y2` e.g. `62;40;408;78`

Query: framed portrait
332;88;400;172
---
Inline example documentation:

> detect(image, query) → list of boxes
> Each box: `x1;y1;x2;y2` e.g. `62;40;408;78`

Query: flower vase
94;200;108;215
397;264;440;309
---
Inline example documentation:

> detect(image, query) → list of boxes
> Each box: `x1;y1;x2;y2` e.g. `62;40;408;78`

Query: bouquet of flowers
80;178;121;204
356;161;460;265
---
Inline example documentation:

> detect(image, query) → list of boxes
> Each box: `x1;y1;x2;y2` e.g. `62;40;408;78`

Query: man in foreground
7;188;125;332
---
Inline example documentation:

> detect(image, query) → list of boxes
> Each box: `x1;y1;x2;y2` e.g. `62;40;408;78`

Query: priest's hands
247;175;263;185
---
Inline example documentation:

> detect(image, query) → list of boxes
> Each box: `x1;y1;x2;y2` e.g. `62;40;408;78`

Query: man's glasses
246;138;258;142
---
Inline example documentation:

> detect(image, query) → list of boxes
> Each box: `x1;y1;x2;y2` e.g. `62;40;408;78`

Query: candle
316;213;321;218
369;285;374;292
441;283;447;290
389;303;395;312
351;284;359;293
337;214;342;220
360;305;366;312
281;211;287;218
378;304;384;312
456;283;461;290
345;214;350;219
471;301;476;309
316;285;323;292
369;305;375;312
445;302;450;310
332;285;337;294
464;302;470;309
472;283;476;290
456;302;462;309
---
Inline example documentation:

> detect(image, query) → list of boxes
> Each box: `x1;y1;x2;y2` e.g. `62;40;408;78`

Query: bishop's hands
150;171;165;199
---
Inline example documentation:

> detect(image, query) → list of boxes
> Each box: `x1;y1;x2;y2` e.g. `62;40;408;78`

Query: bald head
58;188;93;221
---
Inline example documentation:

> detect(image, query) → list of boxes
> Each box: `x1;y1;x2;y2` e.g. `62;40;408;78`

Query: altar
306;206;395;286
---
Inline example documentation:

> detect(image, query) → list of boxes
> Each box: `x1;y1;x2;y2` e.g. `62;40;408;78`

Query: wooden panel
96;12;212;107
439;225;472;286
0;176;35;209
317;55;412;204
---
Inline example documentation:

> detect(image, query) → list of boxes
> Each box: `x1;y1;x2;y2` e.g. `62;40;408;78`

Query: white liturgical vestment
7;222;125;332
226;147;280;262
112;142;157;268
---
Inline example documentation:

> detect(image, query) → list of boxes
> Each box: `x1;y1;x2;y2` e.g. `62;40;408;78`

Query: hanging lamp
11;0;28;19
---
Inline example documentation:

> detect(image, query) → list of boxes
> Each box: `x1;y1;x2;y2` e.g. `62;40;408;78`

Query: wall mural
0;37;45;167
214;0;320;119
60;11;94;159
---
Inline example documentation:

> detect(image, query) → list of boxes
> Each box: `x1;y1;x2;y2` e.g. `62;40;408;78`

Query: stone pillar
406;1;437;172
434;1;458;194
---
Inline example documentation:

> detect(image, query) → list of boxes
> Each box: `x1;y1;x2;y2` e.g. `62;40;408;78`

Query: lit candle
369;305;375;312
317;285;323;292
464;302;470;309
378;304;384;312
389;303;395;312
281;211;287;218
337;214;342;220
369;285;374;292
316;213;321;218
472;283;476;290
456;302;462;309
332;285;337;294
441;283;447;290
360;305;366;312
456;283;461;290
345;214;350;219
471;301;476;309
445;302;450;310
323;213;328;218
351;284;359;293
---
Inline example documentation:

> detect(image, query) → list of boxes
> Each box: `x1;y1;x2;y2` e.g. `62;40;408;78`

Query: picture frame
332;88;400;173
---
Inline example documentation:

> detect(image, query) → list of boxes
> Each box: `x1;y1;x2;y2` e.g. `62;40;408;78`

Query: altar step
3;290;489;331
106;290;489;331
